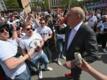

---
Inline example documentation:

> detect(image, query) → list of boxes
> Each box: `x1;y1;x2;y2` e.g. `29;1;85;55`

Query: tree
4;0;20;10
43;0;49;10
61;0;84;9
61;0;69;9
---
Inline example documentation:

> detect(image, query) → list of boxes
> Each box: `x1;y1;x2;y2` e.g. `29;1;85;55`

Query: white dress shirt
67;21;83;49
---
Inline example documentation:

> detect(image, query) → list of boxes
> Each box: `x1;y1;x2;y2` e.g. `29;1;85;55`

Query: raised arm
11;24;18;40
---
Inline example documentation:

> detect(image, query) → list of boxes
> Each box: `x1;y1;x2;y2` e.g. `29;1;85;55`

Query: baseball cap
0;23;9;30
0;23;9;33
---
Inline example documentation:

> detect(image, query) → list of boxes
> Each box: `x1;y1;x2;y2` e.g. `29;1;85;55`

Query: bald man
64;7;99;80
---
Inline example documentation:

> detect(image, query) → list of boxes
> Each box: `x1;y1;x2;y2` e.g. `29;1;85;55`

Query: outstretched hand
63;60;76;69
63;59;90;71
77;59;91;72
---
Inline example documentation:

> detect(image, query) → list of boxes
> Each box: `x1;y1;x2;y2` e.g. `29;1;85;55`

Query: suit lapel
65;27;71;49
67;26;82;50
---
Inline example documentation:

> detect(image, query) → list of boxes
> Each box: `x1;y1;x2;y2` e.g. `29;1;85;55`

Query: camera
74;52;82;65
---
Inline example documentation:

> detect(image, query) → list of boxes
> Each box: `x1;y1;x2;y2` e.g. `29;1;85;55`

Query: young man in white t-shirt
0;23;32;80
36;19;53;62
36;19;53;42
19;24;53;79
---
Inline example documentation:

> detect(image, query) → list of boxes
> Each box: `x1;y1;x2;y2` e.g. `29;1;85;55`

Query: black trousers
97;30;107;48
71;66;81;80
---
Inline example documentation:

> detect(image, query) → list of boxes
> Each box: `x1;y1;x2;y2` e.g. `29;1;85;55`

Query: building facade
0;0;7;11
85;0;107;9
30;0;63;9
49;0;63;8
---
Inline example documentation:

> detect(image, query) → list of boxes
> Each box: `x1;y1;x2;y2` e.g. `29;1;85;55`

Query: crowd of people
0;6;107;80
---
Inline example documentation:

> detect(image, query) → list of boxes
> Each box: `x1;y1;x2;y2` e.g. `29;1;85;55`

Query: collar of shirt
73;21;83;32
66;21;83;49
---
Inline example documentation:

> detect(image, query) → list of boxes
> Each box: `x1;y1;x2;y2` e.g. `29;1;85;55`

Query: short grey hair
70;7;85;21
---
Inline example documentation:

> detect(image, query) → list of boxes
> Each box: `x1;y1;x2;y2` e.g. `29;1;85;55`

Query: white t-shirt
19;31;44;59
36;26;52;41
87;15;97;28
0;39;26;79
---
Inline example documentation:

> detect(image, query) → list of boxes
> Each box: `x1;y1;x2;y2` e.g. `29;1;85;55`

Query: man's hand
34;46;42;52
63;60;76;69
77;59;91;72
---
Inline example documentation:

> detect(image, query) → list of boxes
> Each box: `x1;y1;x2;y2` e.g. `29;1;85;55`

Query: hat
0;23;9;30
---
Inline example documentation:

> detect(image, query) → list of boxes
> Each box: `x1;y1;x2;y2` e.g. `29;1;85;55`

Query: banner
21;0;31;14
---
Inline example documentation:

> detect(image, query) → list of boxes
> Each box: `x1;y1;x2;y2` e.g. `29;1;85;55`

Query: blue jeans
14;66;31;80
56;38;65;57
31;52;49;69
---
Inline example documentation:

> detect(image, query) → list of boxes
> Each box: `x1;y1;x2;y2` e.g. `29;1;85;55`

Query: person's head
66;7;85;28
40;19;46;27
89;10;95;16
103;15;107;22
0;24;9;41
24;23;34;37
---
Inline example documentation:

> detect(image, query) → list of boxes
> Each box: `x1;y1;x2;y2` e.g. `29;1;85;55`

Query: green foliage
92;0;99;2
61;0;69;8
61;0;84;8
4;0;20;9
31;0;49;10
44;0;49;9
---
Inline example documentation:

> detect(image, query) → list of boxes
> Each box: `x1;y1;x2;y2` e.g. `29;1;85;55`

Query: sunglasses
40;23;45;24
16;27;22;31
0;27;9;33
26;27;34;31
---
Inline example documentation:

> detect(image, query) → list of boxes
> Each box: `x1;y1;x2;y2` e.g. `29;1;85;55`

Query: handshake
63;52;83;69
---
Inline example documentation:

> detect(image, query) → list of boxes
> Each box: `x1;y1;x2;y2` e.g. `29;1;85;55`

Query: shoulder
46;26;52;30
33;31;42;39
0;40;7;48
0;41;15;60
80;23;96;35
19;36;28;44
81;23;94;31
21;35;28;40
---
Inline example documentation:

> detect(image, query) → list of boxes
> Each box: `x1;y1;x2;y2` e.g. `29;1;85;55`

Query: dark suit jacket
64;23;98;63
